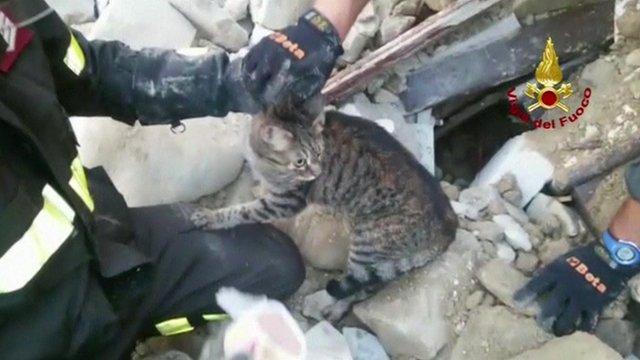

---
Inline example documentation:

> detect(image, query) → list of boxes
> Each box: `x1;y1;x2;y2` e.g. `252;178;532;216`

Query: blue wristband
602;230;640;267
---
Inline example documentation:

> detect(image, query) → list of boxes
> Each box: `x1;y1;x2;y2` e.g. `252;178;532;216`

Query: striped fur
191;105;458;321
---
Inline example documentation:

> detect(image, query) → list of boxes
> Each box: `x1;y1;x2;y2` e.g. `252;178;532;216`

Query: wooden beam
322;0;505;103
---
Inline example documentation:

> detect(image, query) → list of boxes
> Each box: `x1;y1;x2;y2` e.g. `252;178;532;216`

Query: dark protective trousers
0;203;305;360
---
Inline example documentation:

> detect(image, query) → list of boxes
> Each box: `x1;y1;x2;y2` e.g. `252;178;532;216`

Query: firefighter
0;0;368;358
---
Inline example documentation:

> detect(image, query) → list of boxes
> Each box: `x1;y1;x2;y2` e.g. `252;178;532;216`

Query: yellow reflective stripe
0;185;75;293
202;313;230;322
63;32;85;76
69;156;94;212
155;318;194;336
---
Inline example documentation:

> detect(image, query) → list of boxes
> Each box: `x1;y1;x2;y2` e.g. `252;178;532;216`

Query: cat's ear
260;125;293;151
312;113;325;134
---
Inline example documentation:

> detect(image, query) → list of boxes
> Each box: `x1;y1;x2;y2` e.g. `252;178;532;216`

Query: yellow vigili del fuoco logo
507;37;592;130
524;37;573;112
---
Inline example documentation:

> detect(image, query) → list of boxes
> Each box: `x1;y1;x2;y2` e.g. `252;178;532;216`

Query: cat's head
250;97;325;185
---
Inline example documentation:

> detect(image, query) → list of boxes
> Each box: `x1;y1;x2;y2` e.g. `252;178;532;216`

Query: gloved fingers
578;310;600;332
262;60;293;106
536;289;568;332
513;271;555;307
552;299;582;336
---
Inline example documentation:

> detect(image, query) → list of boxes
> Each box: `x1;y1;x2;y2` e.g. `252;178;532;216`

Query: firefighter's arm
33;9;256;125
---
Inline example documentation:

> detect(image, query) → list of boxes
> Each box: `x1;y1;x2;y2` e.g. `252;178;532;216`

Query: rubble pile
45;0;640;358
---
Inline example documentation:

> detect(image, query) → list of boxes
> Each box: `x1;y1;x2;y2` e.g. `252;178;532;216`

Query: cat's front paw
190;208;221;230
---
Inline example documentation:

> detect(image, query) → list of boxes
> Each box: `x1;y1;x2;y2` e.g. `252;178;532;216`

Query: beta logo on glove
566;256;607;294
269;32;305;60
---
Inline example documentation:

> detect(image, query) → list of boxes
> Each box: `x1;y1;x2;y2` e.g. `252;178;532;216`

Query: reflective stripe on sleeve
63;32;85;76
0;185;75;293
69;156;94;212
155;317;194;336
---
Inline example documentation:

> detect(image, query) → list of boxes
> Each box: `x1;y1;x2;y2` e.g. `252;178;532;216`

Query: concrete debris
495;242;516;263
341;3;379;63
90;0;196;49
594;319;636;357
618;0;640;39
537;239;572;265
451;200;482;221
353;233;479;359
472;136;555;208
628;272;640;304
45;0;95;25
458;187;493;216
466;221;504;243
339;93;436;173
492;215;532;251
169;0;249;52
450;306;553;360
305;321;353;360
342;327;390;360
379;15;415;45
526;193;580;238
627;48;640;67
223;0;251;21
509;332;623;360
465;290;485;310
496;173;523;207
476;259;538;316
303;290;338;322
71;116;249;207
440;181;461;201
249;0;313;30
514;252;539;274
424;0;456;12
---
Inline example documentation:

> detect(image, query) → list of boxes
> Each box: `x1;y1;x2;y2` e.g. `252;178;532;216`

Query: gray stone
459;187;493;214
249;0;313;30
492;215;532;251
496;173;523;206
223;0;250;21
526;193;579;237
496;242;516;263
503;200;530;226
467;221;504;243
424;0;456;12
594;319;636;357
538;239;571;265
353;233;479;359
379;15;415;45
450;306;553;360
515;252;539;274
343;327;390;360
305;321;352;360
451;201;482;220
476;259;538;316
393;0;423;16
628;273;640;303
465;290;485;309
342;3;379;63
509;332;623;360
618;3;640;39
627;49;640;67
90;0;196;50
440;181;460;201
303;290;337;321
169;0;249;52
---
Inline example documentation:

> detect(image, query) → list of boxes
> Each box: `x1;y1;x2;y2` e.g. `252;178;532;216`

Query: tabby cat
191;100;458;320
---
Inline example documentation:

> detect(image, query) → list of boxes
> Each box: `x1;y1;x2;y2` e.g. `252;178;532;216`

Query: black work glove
242;9;343;107
514;244;639;336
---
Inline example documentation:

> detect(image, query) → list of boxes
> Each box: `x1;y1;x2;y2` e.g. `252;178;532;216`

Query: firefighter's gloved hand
514;244;638;336
242;9;343;107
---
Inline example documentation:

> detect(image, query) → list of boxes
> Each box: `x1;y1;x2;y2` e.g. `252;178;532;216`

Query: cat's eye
294;158;307;168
